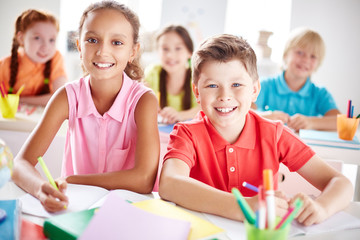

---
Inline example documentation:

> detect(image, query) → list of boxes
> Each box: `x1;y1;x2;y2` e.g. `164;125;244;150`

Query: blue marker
242;181;259;193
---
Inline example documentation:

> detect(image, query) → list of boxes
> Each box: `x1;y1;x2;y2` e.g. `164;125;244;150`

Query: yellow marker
37;156;59;191
16;84;25;96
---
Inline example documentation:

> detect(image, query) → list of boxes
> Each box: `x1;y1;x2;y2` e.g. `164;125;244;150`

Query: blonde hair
283;27;326;71
192;34;258;85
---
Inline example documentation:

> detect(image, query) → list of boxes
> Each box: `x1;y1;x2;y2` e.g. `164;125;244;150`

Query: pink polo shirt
62;73;151;177
164;110;315;197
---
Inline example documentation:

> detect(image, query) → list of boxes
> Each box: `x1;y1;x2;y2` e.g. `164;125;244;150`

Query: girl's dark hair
156;25;193;110
9;9;58;94
78;0;143;81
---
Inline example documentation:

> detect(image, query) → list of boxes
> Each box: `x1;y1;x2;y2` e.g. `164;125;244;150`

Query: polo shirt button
230;166;235;172
229;148;234;153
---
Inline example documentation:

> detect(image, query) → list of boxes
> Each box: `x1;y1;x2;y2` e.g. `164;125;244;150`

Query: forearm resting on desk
66;168;157;194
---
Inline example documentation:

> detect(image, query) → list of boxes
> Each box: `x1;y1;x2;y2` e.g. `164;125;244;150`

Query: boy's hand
290;193;327;226
37;178;68;212
264;111;290;124
288;114;311;131
274;190;290;217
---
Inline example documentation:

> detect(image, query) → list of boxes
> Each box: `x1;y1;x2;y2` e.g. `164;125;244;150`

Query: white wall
290;0;360;115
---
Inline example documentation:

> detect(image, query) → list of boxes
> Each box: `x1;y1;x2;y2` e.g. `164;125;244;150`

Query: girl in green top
145;25;199;124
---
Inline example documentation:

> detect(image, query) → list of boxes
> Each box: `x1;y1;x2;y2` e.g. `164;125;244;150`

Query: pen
275;206;294;229
347;100;352;118
0;82;5;98
263;169;276;229
16;84;25;96
231;187;256;225
278;198;303;230
257;185;266;230
242;181;259;193
37;156;59;191
26;106;37;115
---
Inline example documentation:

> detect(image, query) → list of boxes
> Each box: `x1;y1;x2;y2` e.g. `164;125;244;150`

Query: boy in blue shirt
254;28;340;131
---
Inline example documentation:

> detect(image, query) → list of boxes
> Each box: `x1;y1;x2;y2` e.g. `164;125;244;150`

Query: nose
96;42;110;56
218;87;232;102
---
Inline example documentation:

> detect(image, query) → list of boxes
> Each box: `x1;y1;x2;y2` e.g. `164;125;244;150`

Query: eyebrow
83;30;128;39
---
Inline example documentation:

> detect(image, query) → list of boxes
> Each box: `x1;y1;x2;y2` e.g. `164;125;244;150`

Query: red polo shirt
164;110;315;197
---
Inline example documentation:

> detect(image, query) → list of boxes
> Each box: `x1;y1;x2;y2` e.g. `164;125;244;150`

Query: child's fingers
56;178;68;194
39;182;68;212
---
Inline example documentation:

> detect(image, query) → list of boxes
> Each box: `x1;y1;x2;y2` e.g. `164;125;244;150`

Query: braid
159;68;167;109
36;60;51;95
8;14;23;93
182;68;192;110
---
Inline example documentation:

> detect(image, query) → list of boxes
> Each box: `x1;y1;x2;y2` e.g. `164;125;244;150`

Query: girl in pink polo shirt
12;1;160;212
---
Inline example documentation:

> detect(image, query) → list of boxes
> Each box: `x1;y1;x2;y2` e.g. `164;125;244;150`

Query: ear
16;31;24;46
192;82;200;104
129;42;140;63
76;39;82;59
252;79;261;102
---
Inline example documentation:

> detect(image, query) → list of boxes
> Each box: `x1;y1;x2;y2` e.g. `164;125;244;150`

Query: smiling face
157;31;192;74
285;46;319;79
193;59;260;133
78;9;139;82
18;21;58;63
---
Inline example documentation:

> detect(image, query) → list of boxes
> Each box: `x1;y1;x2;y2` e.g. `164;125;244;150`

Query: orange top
0;49;67;95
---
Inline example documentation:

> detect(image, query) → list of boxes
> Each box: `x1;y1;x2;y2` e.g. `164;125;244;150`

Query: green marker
232;188;256;225
37;156;59;191
280;198;303;229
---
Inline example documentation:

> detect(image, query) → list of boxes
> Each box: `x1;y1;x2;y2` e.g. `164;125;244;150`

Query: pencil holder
337;114;359;141
0;94;19;119
244;220;290;240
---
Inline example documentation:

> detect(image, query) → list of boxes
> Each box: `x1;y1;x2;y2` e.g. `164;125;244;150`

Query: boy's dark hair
192;34;259;85
78;0;143;81
156;25;193;110
9;9;58;94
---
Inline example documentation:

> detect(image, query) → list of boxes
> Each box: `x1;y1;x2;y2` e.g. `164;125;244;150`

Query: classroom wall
290;0;360;115
0;0;359;116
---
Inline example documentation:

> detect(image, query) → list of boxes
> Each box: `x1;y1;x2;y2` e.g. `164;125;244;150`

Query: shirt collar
203;111;256;152
77;72;131;122
277;71;312;97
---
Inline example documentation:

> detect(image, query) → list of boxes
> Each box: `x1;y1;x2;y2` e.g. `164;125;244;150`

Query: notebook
20;218;47;240
133;199;224;240
299;129;360;150
0;199;21;240
79;192;191;240
19;184;151;218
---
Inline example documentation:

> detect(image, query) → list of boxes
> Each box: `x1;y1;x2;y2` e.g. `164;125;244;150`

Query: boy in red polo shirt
158;34;353;226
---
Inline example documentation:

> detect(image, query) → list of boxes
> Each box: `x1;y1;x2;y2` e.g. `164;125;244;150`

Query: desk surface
1;181;360;240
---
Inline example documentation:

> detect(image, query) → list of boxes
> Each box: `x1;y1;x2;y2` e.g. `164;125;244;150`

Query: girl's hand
37;179;68;212
159;107;180;124
290;193;327;226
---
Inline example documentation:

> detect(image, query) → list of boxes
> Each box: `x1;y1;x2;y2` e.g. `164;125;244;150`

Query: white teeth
94;63;114;68
216;107;235;113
